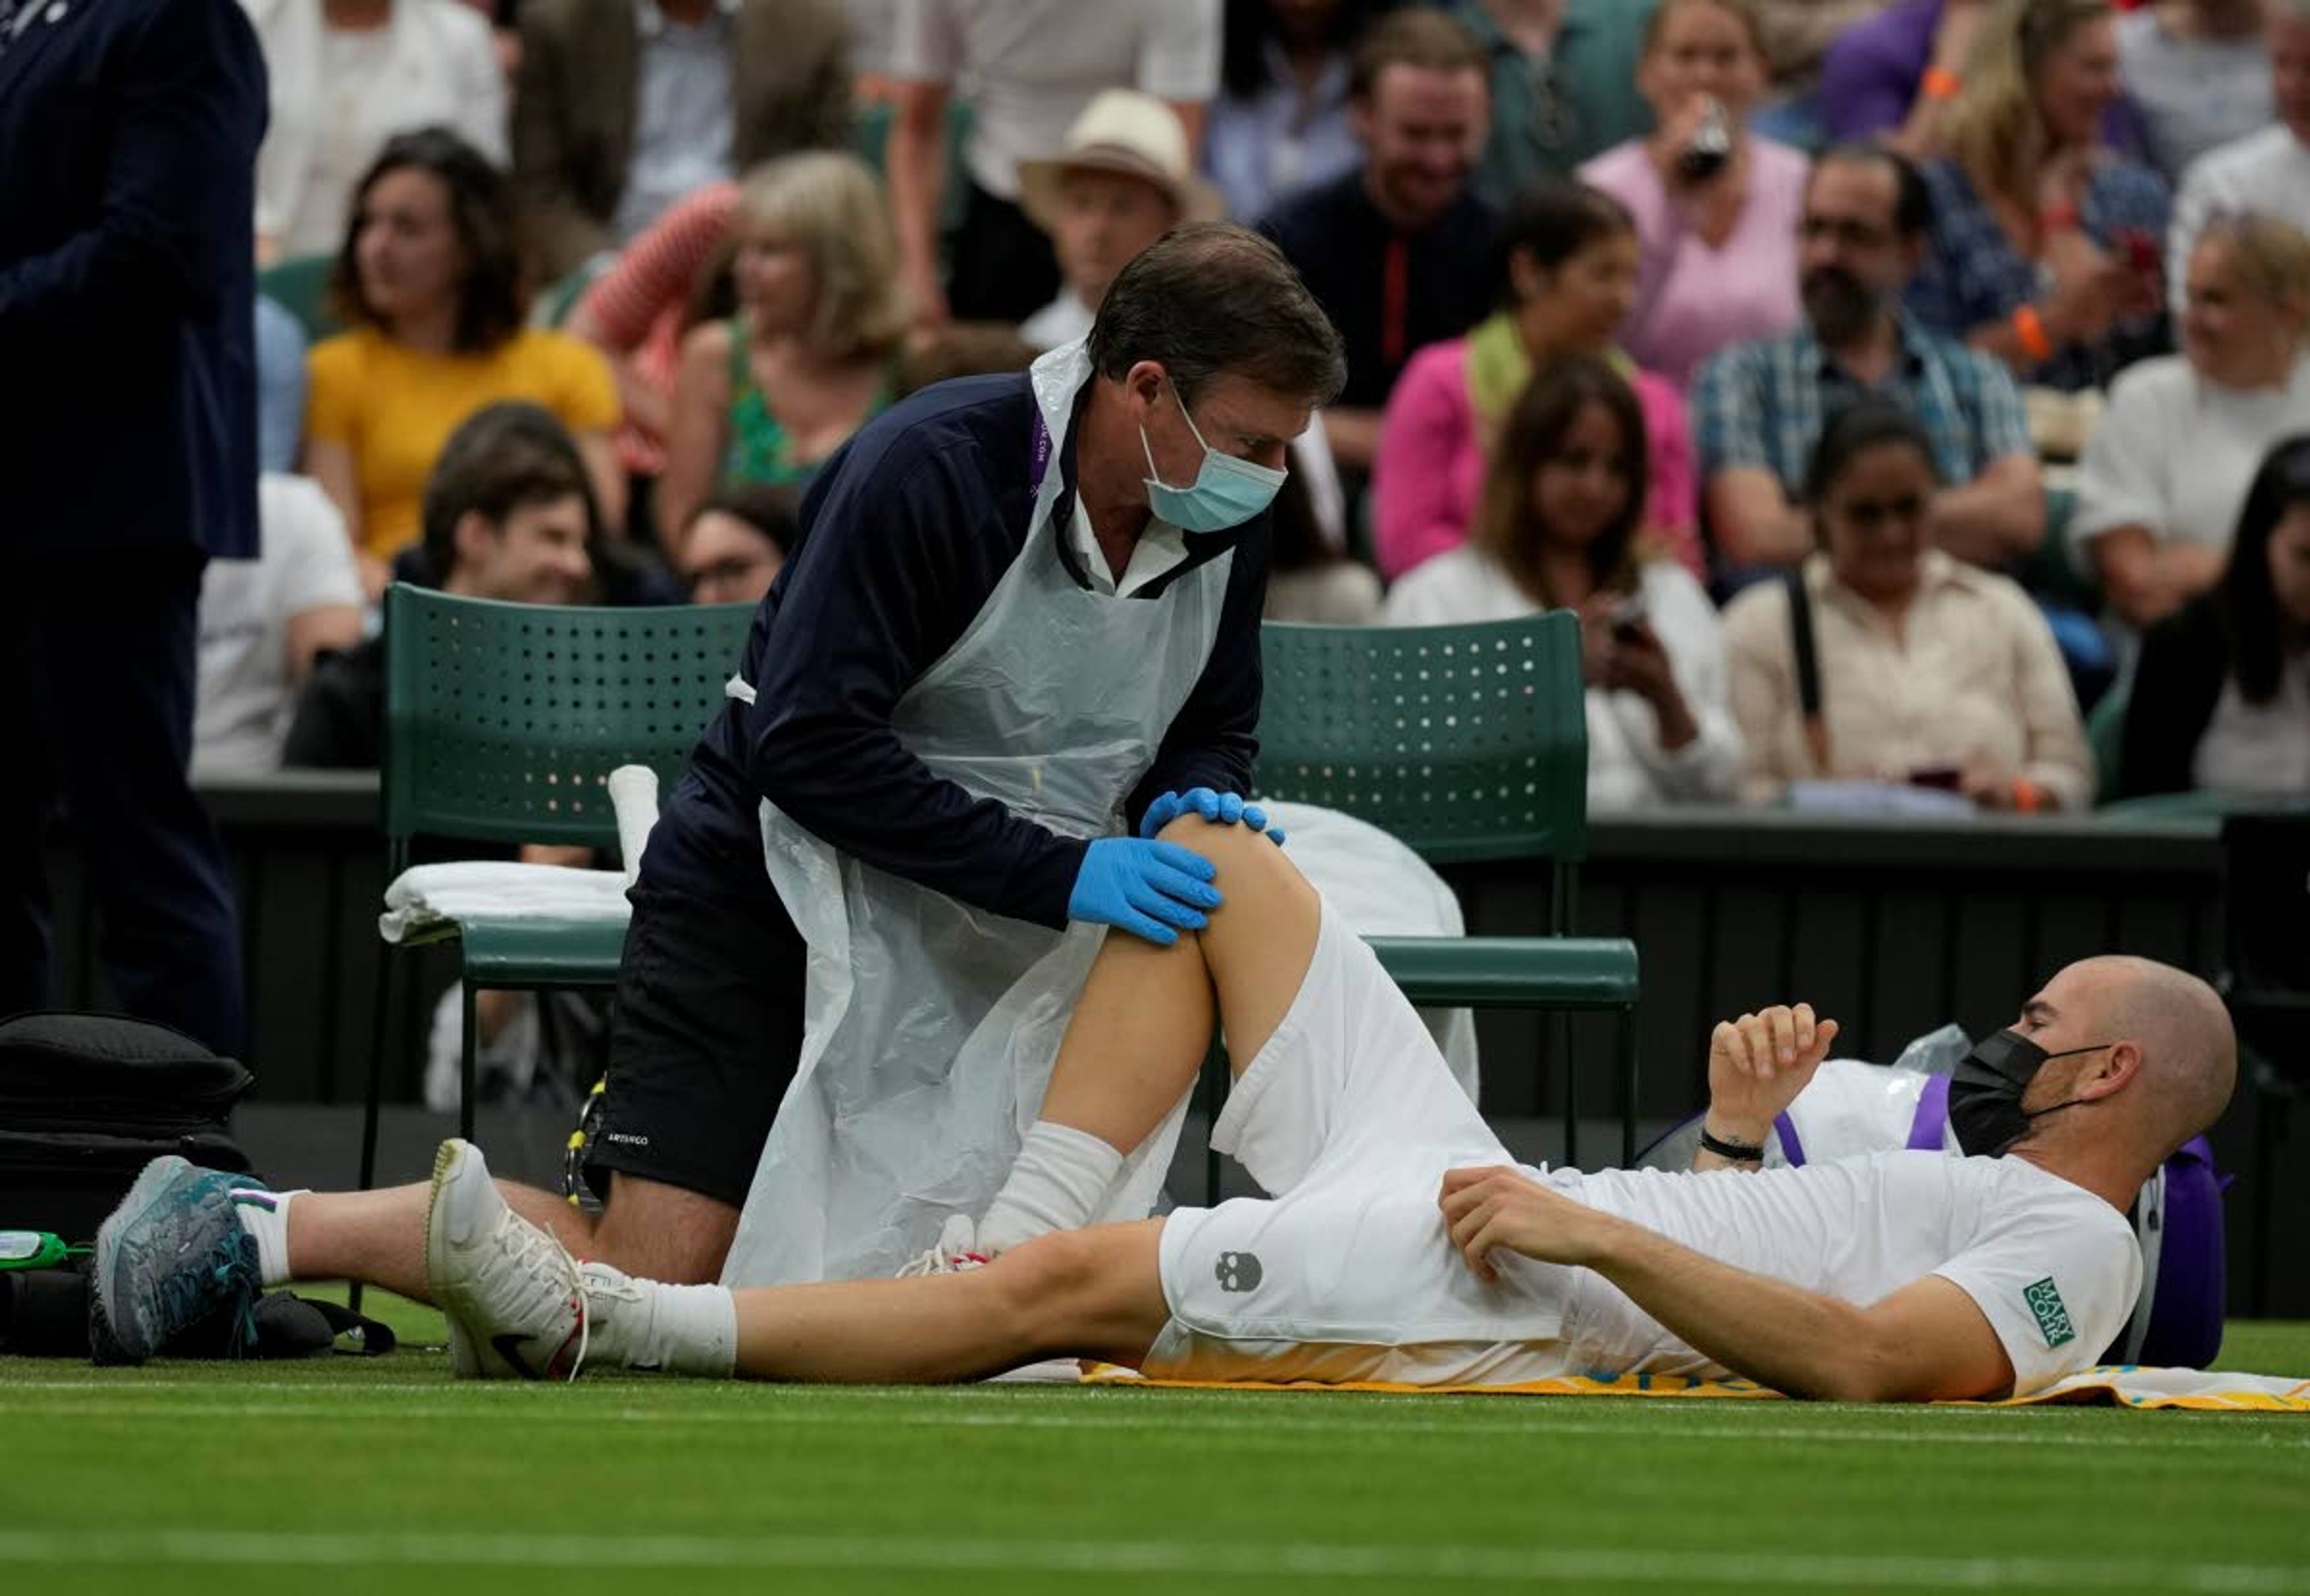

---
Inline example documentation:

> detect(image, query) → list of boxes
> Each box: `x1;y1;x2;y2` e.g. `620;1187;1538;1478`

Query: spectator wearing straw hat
1016;90;1227;351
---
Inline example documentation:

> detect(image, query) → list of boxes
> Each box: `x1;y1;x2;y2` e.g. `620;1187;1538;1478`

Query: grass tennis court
5;1302;2308;1595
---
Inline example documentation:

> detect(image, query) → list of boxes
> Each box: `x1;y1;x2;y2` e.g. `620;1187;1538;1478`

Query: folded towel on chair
378;862;632;944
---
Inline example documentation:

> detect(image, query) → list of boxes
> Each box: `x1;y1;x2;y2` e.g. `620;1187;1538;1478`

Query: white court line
5;1392;2305;1451
0;1530;2303;1591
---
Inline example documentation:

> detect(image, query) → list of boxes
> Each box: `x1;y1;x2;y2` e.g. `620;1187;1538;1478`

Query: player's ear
2077;1040;2145;1102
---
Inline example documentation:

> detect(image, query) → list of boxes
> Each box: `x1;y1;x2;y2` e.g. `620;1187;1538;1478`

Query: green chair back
380;585;756;861
853;99;977;233
2093;791;2247;824
257;252;342;343
534;254;612;330
1252;614;1590;868
2087;676;2128;802
2020;484;2102;613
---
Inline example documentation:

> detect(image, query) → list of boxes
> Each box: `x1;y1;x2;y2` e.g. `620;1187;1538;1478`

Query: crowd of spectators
191;0;2310;816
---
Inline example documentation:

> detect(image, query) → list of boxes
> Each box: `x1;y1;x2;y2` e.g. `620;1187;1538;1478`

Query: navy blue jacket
643;373;1270;929
0;0;265;561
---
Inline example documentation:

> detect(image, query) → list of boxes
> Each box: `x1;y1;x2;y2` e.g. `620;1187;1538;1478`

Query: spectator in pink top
1373;180;1700;583
1577;0;1810;390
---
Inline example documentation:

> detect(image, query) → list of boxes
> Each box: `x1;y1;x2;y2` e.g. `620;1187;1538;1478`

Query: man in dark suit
511;0;852;282
0;0;266;1053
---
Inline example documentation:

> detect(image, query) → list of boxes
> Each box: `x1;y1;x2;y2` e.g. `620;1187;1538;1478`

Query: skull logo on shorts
1214;1251;1263;1293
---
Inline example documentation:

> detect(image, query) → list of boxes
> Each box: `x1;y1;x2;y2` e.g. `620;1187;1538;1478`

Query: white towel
378;861;632;944
606;764;661;888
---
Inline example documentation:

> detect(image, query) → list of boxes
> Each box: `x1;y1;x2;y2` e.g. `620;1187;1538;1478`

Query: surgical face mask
1948;1029;2112;1157
1139;384;1287;534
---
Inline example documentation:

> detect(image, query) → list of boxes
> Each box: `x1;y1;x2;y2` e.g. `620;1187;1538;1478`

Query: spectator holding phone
1723;401;2092;809
1577;0;1810;391
1904;0;2172;393
1383;358;1742;809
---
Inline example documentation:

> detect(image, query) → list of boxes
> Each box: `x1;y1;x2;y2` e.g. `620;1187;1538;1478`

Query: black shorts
583;868;805;1210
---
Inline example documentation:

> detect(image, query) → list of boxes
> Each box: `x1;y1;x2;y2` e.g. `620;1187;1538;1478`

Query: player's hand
1138;787;1286;846
1704;1003;1840;1142
1438;1166;1613;1282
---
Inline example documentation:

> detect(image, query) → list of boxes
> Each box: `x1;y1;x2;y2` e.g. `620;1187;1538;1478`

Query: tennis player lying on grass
104;815;2235;1400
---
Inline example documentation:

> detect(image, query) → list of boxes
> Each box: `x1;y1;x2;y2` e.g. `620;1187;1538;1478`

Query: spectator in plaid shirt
1691;145;2045;575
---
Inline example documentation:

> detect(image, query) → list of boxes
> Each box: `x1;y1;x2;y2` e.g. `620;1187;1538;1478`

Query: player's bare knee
1156;811;1296;891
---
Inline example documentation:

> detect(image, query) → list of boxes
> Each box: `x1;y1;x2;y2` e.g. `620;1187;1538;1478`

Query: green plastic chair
2093;790;2248;824
2087;677;2128;803
357;586;757;1194
1249;614;1643;1167
2019;485;2103;615
532;254;613;330
852;97;976;234
256;252;342;343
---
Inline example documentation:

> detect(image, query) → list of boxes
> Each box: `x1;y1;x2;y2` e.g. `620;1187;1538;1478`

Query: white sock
228;1188;304;1289
587;1265;737;1377
978;1121;1124;1255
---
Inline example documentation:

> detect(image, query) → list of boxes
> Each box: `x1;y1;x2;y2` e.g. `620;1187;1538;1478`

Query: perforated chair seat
383;590;756;852
1248;614;1642;1168
1254;614;1588;866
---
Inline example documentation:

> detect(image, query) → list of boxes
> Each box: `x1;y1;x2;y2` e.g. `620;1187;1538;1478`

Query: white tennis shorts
1144;899;1589;1387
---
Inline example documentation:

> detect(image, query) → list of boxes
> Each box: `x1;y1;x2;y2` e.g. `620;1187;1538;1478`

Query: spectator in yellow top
303;128;622;597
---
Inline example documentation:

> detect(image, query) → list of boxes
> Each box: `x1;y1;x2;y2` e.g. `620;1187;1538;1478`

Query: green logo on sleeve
2024;1277;2077;1349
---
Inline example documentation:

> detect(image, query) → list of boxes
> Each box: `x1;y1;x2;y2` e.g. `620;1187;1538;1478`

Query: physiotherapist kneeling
579;223;1349;1288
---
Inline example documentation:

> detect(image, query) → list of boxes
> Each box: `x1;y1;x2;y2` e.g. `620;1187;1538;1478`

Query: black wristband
1699;1125;1767;1162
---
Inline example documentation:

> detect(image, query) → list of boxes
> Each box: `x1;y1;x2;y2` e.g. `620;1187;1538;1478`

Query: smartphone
1909;765;1964;792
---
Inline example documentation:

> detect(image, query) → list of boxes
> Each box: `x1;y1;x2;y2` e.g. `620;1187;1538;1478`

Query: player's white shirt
1553;1153;2142;1394
1150;904;2142;1397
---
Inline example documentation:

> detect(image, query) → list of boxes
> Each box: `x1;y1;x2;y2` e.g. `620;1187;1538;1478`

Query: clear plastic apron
719;341;1233;1286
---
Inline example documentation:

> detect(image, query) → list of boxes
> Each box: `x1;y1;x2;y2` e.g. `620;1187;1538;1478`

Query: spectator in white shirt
2167;0;2310;303
245;0;508;263
2116;0;2274;185
885;0;1221;327
192;474;365;777
1384;356;1741;809
2072;212;2310;630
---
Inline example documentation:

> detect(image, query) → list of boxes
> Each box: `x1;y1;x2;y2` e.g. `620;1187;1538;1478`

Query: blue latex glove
1068;837;1222;947
1138;786;1287;846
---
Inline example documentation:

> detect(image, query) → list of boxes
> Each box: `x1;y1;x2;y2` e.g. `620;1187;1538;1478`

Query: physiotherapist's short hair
420;402;597;580
1086;223;1347;408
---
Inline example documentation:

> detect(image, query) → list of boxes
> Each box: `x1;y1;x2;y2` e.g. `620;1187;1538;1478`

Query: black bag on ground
0;1263;398;1360
0;1011;254;1245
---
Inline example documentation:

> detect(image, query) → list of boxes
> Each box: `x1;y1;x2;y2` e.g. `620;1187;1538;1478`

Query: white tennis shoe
426;1138;638;1381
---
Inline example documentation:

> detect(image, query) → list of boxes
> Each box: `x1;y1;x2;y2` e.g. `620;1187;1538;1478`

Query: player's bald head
2065;956;2237;1150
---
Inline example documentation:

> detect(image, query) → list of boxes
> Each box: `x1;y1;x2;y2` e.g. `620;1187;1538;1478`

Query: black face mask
1949;1029;2111;1156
